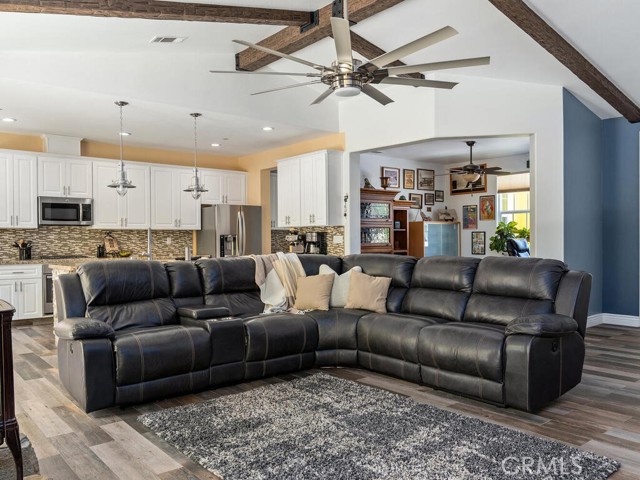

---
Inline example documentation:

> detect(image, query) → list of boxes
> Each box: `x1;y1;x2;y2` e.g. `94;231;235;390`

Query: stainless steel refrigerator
196;204;262;258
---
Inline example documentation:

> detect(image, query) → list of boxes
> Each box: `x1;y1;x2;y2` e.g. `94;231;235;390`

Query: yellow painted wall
0;132;44;152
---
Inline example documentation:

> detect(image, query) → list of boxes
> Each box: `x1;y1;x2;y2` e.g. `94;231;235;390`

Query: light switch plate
333;235;344;245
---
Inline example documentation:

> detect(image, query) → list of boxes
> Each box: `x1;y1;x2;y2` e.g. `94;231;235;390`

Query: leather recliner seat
54;253;591;414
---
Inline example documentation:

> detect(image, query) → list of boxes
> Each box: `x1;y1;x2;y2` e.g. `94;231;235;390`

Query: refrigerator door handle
214;204;221;258
237;208;246;256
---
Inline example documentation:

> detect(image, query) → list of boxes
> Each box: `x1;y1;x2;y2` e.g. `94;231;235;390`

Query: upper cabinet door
310;152;328;226
151;168;176;229
92;162;122;229
200;170;223;204
66;159;92;198
38;156;66;197
175;170;201;230
0;154;14;228
299;155;315;226
277;158;301;227
122;165;150;229
13;155;38;228
223;172;246;205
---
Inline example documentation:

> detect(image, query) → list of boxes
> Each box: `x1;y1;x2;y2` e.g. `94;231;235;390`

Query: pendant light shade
184;112;208;200
108;101;136;196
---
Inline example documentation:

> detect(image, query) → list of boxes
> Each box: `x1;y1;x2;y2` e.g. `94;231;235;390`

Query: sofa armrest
55;317;115;340
177;305;230;320
505;314;578;337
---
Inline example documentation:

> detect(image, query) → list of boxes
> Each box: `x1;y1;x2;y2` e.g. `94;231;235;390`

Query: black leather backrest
77;260;176;330
165;261;204;307
342;254;417;313
464;257;568;326
297;254;342;275
54;273;87;320
402;256;480;321
196;257;264;316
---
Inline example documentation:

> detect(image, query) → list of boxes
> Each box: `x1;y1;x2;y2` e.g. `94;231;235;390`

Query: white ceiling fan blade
362;84;394;106
210;70;322;78
234;40;329;72
311;88;334;105
251;80;322;96
331;17;353;66
385;56;491;76
366;26;458;69
380;77;458;89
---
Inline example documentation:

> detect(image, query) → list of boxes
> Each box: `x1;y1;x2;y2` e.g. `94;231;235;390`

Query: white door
0;154;14;228
223;173;246;204
66;159;93;198
151;168;177;229
92;162;122;229
38;156;66;196
17;277;42;319
200;170;223;204
13;155;38;228
176;170;201;229
122;165;150;229
0;280;18;316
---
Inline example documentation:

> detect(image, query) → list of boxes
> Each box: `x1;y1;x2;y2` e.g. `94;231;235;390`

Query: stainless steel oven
38;197;93;226
43;265;54;315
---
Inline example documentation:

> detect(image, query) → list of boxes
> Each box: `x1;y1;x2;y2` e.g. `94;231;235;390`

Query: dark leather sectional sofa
53;254;591;413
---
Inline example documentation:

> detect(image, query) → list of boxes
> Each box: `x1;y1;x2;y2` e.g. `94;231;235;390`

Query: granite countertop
0;256;181;270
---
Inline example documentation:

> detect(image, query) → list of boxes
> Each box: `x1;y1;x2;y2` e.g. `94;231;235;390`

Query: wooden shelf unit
392;200;413;255
360;188;399;254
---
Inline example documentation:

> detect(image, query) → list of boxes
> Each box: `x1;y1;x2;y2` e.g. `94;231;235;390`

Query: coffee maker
304;232;327;254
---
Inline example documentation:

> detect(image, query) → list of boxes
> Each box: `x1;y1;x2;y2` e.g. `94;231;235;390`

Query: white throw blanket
252;253;306;313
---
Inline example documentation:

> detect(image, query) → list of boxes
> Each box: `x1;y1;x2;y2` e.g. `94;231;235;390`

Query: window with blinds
497;172;530;229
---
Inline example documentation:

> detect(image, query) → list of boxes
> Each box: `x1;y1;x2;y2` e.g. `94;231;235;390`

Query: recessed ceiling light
119;132;131;136
211;143;221;147
2;118;17;123
262;126;274;131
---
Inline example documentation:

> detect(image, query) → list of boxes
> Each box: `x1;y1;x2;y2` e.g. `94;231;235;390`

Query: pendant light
462;140;481;183
108;101;136;196
184;112;208;199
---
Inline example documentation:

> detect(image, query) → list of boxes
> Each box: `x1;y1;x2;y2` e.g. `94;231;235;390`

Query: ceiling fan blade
365;26;458;69
485;171;512;176
482;166;503;171
362;84;394;106
210;70;322;78
311;88;334;105
234;39;329;72
379;77;458;89
331;17;353;66
250;80;322;96
384;56;491;76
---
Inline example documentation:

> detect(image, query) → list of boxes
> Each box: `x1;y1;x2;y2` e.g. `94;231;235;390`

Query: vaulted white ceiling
0;0;631;156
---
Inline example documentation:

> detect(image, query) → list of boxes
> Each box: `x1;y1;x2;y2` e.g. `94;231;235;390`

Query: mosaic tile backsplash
0;226;192;262
271;226;345;257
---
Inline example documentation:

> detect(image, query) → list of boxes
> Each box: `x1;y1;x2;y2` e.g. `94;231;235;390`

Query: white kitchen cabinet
0;153;38;229
0;265;43;320
270;171;279;229
200;169;247;205
38;155;92;198
277;150;342;228
150;167;201;230
93;161;150;229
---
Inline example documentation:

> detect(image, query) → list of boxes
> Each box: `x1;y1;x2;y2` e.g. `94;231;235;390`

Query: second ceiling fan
210;1;490;105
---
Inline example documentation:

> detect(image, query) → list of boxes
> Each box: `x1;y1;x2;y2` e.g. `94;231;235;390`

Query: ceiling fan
440;140;512;187
209;1;490;106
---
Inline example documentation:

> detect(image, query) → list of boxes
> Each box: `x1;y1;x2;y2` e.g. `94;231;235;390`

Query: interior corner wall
602;117;640;316
562;90;603;315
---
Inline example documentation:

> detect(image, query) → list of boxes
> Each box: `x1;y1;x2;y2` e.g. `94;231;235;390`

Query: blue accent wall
602;117;640;316
563;90;603;314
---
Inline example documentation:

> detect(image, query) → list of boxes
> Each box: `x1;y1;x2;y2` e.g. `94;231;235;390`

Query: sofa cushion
305;308;369;351
112;325;210;386
319;264;362;308
244;313;318;362
294;274;334;311
402;257;480;321
298;254;342;276
357;313;443;364
346;271;392;313
342;254;416;313
418;322;506;383
166;261;204;307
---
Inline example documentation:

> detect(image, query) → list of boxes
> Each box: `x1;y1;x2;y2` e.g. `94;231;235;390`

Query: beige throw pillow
293;274;335;311
345;271;392;313
319;264;363;308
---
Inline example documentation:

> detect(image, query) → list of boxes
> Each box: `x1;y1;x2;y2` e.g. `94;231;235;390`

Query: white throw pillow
319;264;363;308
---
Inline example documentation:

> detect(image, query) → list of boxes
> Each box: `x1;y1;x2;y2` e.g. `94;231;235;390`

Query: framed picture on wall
403;169;415;189
417;168;435;191
471;231;486;255
435;190;444;202
450;165;487;195
462;205;478;229
381;166;400;188
409;193;423;209
424;192;435;206
479;195;495;221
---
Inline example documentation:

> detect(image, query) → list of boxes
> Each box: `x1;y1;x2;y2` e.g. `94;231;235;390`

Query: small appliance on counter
13;239;32;260
285;231;305;254
304;232;327;254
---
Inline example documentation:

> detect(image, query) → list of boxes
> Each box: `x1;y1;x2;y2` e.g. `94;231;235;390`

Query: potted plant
489;221;518;254
516;227;530;242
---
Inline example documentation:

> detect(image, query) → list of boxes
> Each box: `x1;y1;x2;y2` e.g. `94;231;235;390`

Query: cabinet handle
15;215;18;225
10;215;13;226
125;218;128;227
14;282;17;292
20;281;23;292
64;186;67;196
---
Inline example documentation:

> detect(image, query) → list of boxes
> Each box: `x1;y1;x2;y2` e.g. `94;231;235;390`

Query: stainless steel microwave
38;197;93;226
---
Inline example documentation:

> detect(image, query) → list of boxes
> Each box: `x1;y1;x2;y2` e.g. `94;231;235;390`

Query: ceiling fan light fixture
334;85;361;97
462;172;481;183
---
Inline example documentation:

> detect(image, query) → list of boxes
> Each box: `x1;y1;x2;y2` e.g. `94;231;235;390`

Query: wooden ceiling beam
236;0;406;71
488;0;640;123
0;1;313;26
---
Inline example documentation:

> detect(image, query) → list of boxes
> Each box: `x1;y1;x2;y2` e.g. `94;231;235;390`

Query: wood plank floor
5;323;640;479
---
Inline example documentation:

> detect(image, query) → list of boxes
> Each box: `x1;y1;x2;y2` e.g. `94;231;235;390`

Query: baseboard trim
587;313;640;328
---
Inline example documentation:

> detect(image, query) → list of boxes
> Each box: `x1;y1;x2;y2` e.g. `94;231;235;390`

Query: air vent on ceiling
150;36;187;44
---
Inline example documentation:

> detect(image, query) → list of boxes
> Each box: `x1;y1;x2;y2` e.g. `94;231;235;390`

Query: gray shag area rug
138;373;619;480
